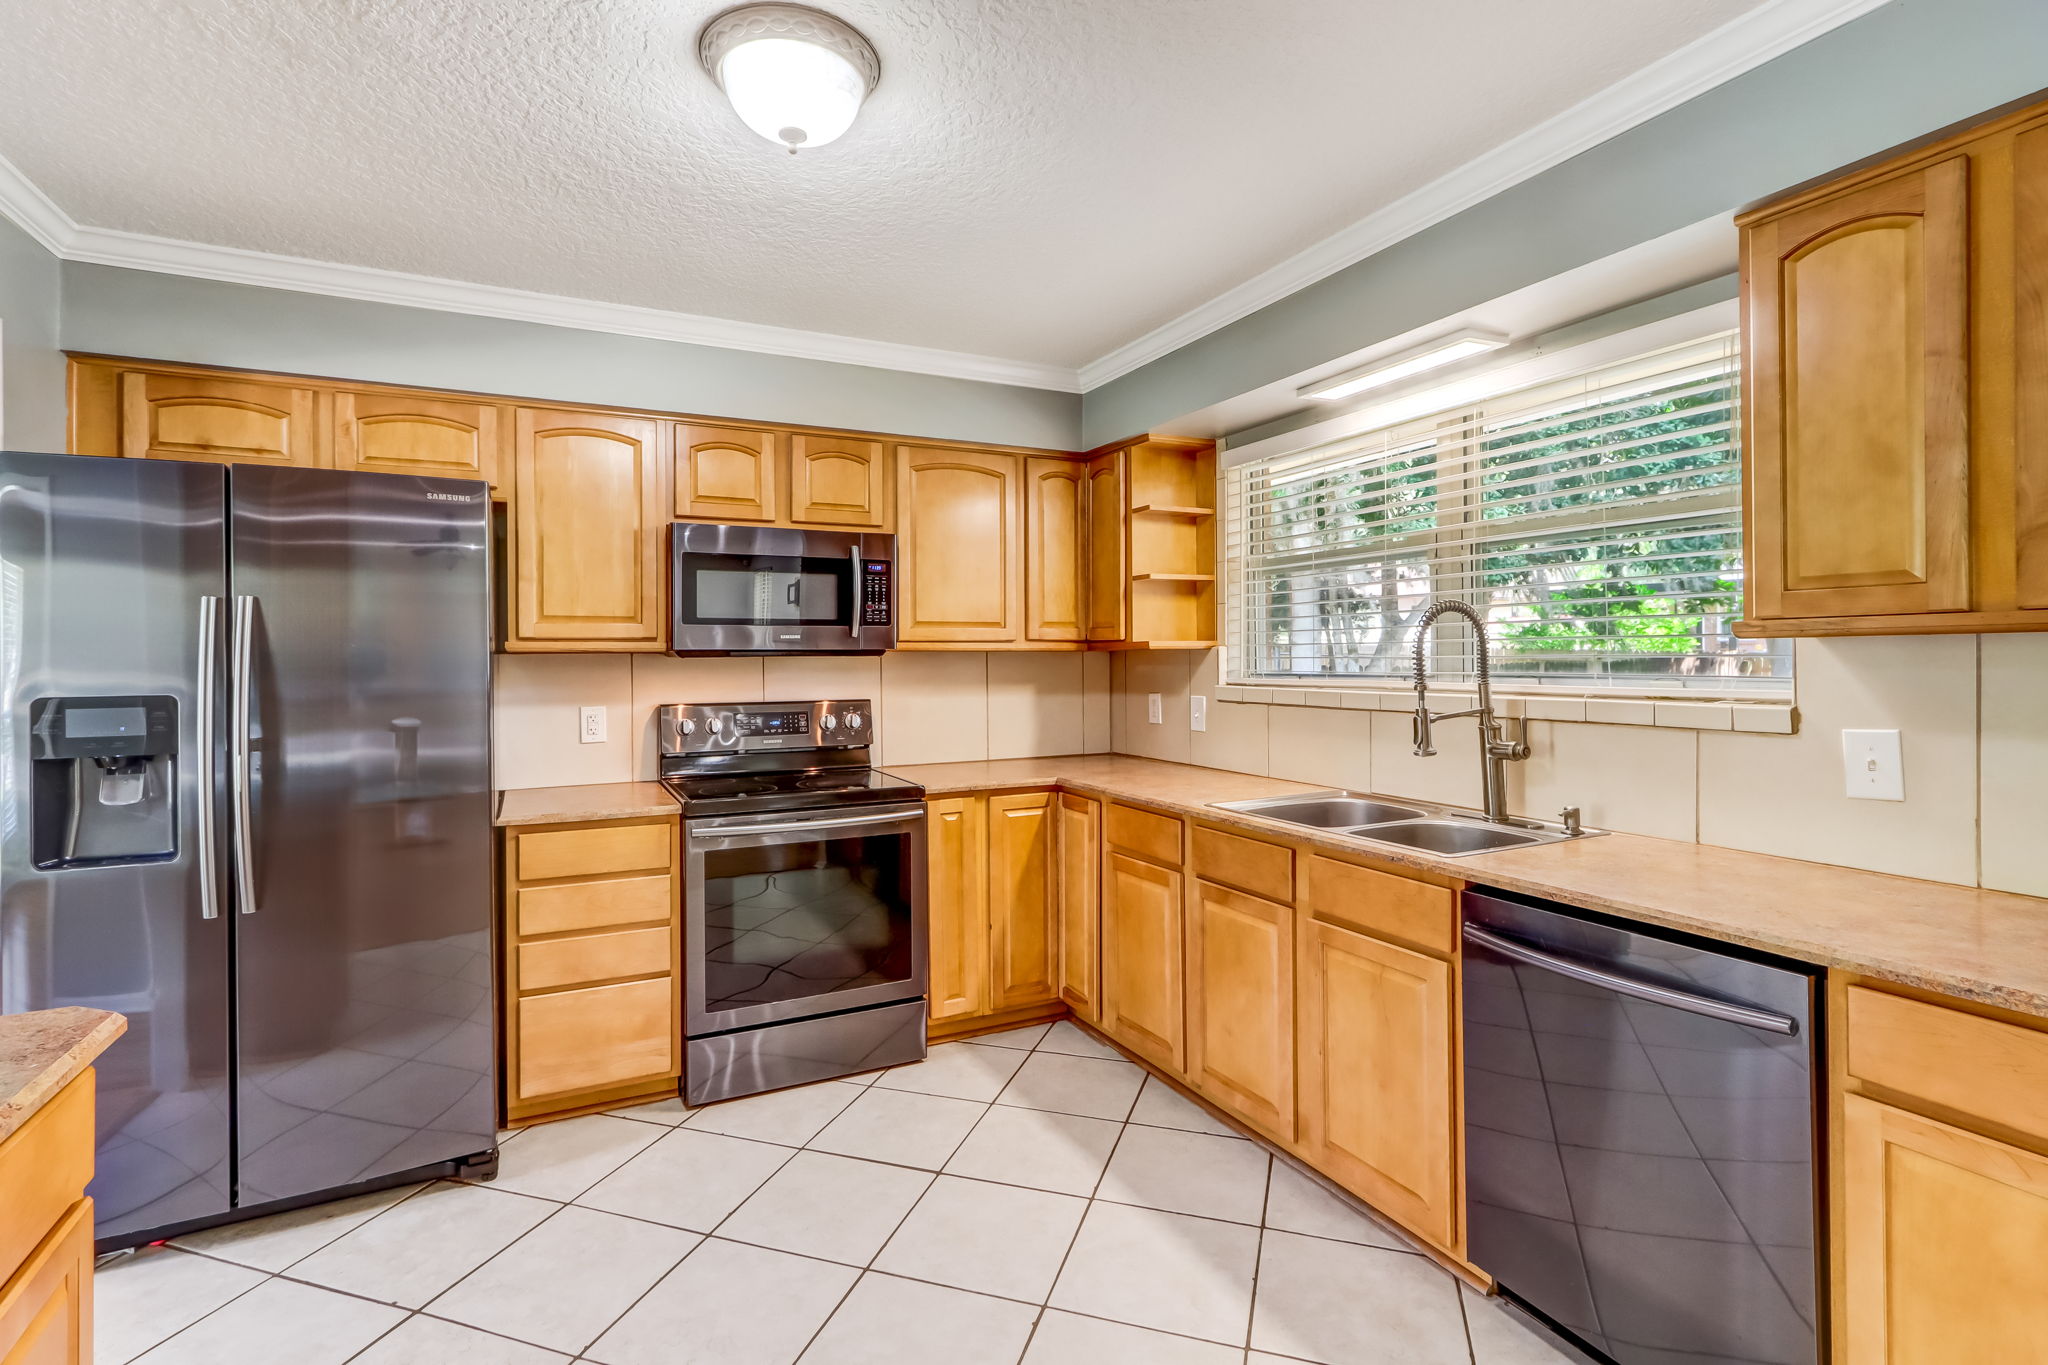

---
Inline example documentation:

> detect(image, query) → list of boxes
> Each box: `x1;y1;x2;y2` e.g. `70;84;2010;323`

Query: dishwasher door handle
1463;923;1799;1036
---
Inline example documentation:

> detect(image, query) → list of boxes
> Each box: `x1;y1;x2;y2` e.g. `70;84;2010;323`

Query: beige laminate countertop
496;781;678;826
498;754;2048;1018
0;1007;125;1143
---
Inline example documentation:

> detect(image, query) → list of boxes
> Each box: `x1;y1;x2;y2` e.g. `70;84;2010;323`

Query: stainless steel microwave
670;523;895;654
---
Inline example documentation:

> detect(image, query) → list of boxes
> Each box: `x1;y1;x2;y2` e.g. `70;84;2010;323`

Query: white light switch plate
1841;728;1903;800
1189;695;1208;732
1146;693;1163;725
580;705;608;744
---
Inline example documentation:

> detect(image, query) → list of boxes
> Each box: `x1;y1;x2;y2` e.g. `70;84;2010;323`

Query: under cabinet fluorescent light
1298;328;1510;401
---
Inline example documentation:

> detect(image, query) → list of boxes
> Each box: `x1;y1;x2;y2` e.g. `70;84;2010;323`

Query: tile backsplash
492;650;1113;790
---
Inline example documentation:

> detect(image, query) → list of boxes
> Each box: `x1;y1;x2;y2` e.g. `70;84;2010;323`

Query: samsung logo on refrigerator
424;491;475;502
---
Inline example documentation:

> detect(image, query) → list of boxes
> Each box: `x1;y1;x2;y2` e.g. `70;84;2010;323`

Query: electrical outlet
1189;695;1208;732
1842;729;1903;800
579;705;608;745
1146;693;1163;725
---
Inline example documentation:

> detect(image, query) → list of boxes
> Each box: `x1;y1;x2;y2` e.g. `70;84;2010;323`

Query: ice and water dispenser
29;695;179;868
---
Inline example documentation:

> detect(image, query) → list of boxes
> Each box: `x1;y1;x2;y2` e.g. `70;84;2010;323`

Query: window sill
1213;684;1798;735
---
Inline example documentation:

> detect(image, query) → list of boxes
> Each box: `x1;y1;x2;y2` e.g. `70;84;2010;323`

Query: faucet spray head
1412;701;1436;757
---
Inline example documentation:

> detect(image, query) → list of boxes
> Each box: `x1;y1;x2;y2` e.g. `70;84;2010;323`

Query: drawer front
0;1069;93;1283
1106;802;1182;866
1846;985;2048;1143
1304;855;1456;957
516;822;672;882
1193;825;1294;904
515;977;675;1101
519;927;672;993
515;875;673;937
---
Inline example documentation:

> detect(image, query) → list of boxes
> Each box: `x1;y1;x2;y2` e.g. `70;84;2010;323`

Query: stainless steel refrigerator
0;451;497;1251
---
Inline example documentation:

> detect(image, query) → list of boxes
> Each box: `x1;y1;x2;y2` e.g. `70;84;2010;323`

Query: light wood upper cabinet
120;371;323;467
896;445;1023;643
334;390;503;489
1085;450;1127;642
1056;793;1102;1023
1025;457;1086;642
791;434;889;528
2014;117;2048;610
1743;156;1972;621
988;792;1059;1012
1840;1094;2048;1363
677;422;778;523
926;796;990;1023
1187;878;1294;1140
1297;914;1458;1250
1101;850;1185;1072
510;408;668;649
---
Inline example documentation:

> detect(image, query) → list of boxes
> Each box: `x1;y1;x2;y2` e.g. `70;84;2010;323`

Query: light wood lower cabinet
502;816;681;1123
1055;794;1101;1022
1186;879;1294;1140
925;792;1063;1033
1101;850;1185;1072
1296;913;1459;1251
0;1071;98;1365
925;796;990;1024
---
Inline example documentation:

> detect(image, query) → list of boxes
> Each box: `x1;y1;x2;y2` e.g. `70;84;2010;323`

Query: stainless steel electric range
658;699;928;1105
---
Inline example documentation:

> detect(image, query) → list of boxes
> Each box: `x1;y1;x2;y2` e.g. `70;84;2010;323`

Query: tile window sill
1211;685;1797;735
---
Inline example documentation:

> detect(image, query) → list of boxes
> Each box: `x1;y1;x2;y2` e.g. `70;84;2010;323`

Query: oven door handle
1463;923;1798;1036
690;807;924;840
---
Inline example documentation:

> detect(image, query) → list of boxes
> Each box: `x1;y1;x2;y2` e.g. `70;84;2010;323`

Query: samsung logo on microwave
424;491;476;502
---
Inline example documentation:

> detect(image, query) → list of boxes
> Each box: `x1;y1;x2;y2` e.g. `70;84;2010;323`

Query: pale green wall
0;216;64;452
60;264;1082;451
1081;0;2048;446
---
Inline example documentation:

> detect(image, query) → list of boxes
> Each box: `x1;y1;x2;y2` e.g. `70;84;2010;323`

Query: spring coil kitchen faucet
1411;599;1530;824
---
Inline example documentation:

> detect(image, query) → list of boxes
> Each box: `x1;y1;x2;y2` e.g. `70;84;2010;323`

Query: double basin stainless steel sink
1208;790;1600;857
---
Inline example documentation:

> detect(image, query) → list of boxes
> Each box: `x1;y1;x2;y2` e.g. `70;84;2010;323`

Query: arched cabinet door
1025;457;1085;641
791;434;889;529
1742;155;1971;621
334;391;503;490
121;371;323;467
895;445;1022;643
510;408;669;649
677;423;778;523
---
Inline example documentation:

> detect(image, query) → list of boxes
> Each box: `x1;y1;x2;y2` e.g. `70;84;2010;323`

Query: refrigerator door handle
230;594;260;916
195;596;224;920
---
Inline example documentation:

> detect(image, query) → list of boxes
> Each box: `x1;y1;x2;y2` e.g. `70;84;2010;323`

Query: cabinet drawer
0;1069;93;1284
515;978;674;1101
519;928;672;993
515;875;673;937
1193;826;1294;904
1106;802;1182;865
516;823;672;881
1304;855;1456;957
1846;986;2048;1142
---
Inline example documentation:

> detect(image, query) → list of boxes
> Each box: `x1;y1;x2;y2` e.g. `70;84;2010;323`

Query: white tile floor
96;1019;1583;1365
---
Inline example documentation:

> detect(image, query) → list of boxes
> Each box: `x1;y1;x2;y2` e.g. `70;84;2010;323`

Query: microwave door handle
849;546;862;638
1462;923;1798;1036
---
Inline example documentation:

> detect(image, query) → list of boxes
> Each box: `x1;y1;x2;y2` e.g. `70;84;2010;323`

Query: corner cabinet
895;446;1024;644
508;408;669;651
1737;93;2048;636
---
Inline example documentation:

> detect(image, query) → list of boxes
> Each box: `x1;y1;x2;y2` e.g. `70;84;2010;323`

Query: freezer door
228;466;493;1207
0;452;233;1243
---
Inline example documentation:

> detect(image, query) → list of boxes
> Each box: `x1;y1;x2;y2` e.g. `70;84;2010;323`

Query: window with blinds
1224;334;1791;695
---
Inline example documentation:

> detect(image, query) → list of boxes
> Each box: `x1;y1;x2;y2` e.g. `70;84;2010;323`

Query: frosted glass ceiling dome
698;3;882;153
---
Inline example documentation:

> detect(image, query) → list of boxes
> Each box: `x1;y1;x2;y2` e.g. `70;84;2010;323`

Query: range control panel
658;698;873;755
860;561;892;625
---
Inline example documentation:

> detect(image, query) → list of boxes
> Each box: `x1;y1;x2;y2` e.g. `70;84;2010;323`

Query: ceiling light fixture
1298;327;1511;402
698;3;881;154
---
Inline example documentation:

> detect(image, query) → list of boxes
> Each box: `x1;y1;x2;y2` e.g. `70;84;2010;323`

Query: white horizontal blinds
1226;334;1791;694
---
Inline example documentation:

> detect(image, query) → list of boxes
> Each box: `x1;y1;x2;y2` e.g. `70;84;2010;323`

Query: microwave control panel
860;561;891;625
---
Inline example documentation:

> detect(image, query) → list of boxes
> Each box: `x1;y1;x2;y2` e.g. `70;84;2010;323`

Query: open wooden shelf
1131;503;1216;518
1131;572;1215;582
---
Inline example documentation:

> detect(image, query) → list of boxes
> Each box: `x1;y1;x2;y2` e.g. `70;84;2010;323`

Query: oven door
685;802;928;1036
670;523;893;653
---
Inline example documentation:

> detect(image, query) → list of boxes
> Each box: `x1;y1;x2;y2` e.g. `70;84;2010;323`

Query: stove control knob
677;717;697;736
819;713;838;732
706;713;729;739
845;712;865;732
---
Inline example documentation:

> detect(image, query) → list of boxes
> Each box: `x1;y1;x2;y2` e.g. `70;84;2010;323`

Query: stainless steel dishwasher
1461;888;1822;1365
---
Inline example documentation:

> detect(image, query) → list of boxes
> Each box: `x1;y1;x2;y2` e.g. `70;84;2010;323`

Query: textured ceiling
0;0;1766;369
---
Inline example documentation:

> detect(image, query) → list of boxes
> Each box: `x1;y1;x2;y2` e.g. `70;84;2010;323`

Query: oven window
680;553;851;625
701;832;915;1013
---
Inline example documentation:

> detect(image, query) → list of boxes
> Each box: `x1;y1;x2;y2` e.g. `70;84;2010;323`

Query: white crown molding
0;153;1081;394
1076;0;1890;392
